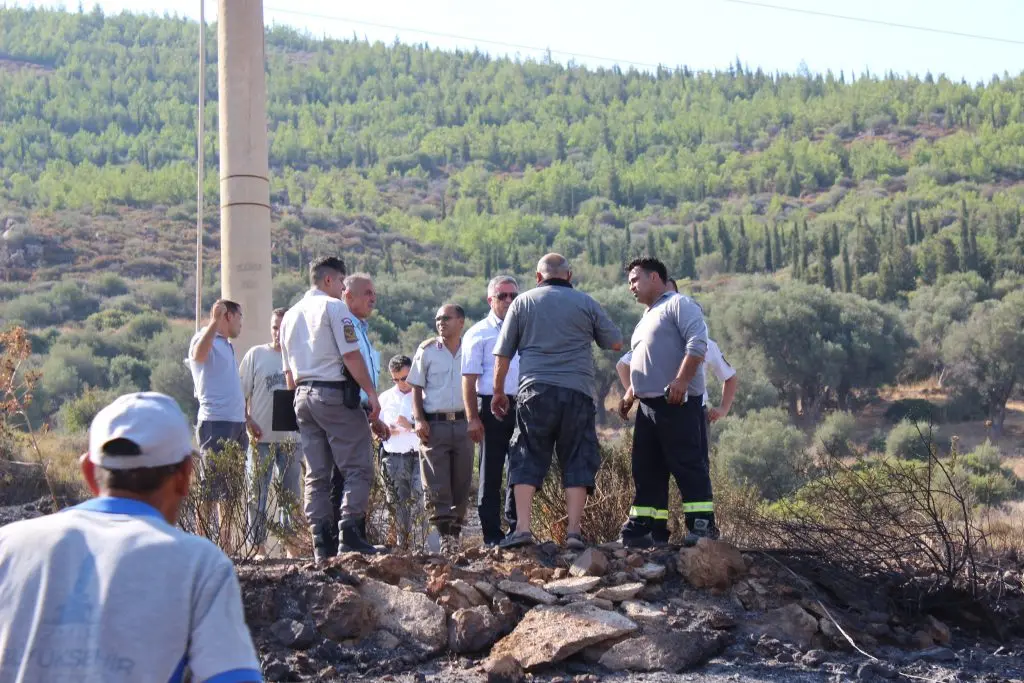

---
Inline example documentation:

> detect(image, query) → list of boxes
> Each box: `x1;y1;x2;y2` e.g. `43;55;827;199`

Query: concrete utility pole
218;0;272;362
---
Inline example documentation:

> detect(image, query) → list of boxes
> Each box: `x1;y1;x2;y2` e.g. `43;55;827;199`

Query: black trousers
626;395;712;536
477;395;517;543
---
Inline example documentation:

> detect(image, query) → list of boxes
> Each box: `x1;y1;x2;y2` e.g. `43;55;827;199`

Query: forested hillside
1;5;1022;493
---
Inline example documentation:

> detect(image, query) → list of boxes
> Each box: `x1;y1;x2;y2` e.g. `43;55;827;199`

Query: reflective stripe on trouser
630;395;713;528
628;506;669;520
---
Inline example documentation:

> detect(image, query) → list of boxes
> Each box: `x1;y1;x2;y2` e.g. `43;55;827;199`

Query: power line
718;0;1024;47
263;6;670;72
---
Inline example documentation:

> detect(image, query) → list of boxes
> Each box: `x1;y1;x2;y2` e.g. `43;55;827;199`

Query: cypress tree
764;224;774;272
817;232;835;290
691;224;701;258
772;224;783;269
701;224;714;255
840;241;853;292
716;218;733;270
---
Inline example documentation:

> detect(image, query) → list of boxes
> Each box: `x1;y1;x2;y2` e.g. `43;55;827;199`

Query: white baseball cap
89;392;196;470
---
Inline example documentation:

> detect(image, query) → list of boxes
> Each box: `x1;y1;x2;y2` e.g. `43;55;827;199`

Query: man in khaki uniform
409;303;473;555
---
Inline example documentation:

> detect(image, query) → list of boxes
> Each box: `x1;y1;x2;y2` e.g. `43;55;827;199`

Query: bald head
537;253;571;281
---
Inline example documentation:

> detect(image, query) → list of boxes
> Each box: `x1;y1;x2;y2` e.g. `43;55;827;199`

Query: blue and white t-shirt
0;497;262;683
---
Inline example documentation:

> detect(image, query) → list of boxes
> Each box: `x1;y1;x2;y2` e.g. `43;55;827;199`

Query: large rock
764;603;819;648
598;630;728;672
569;549;609;577
269;618;316;650
308;584;373;641
594;582;645;602
636;562;667;581
490;602;639;670
677;538;747;590
449;579;487;606
484;654;524;683
497;580;558;605
448;605;503;653
621;600;666;628
358;577;447;653
543;576;601;596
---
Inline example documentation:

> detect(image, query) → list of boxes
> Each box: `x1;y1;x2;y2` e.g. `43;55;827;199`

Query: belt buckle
445;412;456;421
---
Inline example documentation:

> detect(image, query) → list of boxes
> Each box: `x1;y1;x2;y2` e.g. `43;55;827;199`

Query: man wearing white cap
0;392;262;683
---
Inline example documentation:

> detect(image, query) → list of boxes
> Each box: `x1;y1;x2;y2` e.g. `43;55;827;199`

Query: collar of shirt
539;278;573;288
69;496;165;520
304;287;336;301
487;310;503;329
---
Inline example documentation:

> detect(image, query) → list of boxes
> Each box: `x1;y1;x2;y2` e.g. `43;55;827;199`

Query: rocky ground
2;494;1022;682
238;539;1024;683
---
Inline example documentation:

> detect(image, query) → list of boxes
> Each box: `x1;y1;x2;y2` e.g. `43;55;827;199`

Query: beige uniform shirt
408;337;464;414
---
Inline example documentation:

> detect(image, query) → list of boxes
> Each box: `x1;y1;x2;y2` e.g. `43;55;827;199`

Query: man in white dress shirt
377;354;429;549
462;275;521;546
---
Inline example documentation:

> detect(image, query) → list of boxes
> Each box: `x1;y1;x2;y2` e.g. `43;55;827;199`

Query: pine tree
817;232;835;290
701;224;714;255
840;241;853;292
716;218;733;270
763;224;774;272
772;224;783;269
680;237;696;280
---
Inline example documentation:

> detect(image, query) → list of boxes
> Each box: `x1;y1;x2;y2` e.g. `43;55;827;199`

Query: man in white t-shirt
0;392;262;683
377;354;429;549
239;307;301;557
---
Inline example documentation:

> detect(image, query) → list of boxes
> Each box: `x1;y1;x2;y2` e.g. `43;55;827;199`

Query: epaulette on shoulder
418;337;436;350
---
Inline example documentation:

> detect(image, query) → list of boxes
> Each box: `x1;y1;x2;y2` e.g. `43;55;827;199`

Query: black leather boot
339;517;380;555
682;513;720;547
311;521;334;564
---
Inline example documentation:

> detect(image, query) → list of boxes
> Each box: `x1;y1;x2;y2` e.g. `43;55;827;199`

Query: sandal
566;532;586;550
498;530;536;549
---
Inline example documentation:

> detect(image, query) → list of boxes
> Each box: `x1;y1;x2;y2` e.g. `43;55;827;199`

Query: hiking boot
682;516;720;547
311;522;334;564
339;518;380;555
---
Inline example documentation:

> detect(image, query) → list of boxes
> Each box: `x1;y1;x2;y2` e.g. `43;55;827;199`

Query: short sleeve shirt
461;312;520;396
408;338;465;413
619;337;734;406
0;497;262;683
354;318;381;404
187;330;246;423
493;280;622;399
279;288;361;383
378;386;420;453
239;344;295;444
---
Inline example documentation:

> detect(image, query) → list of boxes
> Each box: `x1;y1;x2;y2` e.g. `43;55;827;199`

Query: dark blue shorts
197;420;248;501
508;383;600;491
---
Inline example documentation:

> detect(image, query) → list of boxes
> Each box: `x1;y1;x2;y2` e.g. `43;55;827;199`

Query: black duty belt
424;411;466;422
298;380;346;389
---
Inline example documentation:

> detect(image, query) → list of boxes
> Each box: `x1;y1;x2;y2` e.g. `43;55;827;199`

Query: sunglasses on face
495;292;518;302
392;374;410;383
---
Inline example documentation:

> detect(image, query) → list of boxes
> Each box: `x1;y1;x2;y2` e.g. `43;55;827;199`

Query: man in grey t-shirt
0;392;261;683
618;257;716;548
492;253;623;550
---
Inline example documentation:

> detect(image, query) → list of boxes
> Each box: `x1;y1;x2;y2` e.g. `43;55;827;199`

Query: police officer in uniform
409;303;473;555
618;257;717;548
462;275;521;546
280;256;382;560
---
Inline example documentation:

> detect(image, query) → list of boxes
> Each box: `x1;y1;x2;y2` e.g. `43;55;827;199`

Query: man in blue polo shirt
0;392;262;683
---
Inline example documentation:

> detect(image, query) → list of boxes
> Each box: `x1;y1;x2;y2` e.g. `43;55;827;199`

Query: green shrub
124;312;169;342
814;411;857;458
957;439;1021;505
884;398;943;424
85;308;133;331
715;407;811;500
58;387;118;433
90;273;130;298
885;420;934;461
109;355;151;392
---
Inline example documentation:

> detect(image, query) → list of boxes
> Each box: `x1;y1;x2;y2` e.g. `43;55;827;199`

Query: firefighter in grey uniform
618;257;717;548
409;303;475;555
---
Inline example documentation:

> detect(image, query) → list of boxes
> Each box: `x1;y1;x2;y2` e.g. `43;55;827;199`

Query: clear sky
9;0;1024;83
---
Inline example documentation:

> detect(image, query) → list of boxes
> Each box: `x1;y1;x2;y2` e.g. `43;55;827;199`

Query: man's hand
371;419;391;441
415;419;430;443
665;377;688;405
618;387;635;420
210;301;227;324
246;417;263;442
366;394;381;421
491;392;510;420
708;406;728;422
467;417;485;443
396;415;413;431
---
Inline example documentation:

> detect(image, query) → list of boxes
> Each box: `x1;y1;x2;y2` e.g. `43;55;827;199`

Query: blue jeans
246;442;302;546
